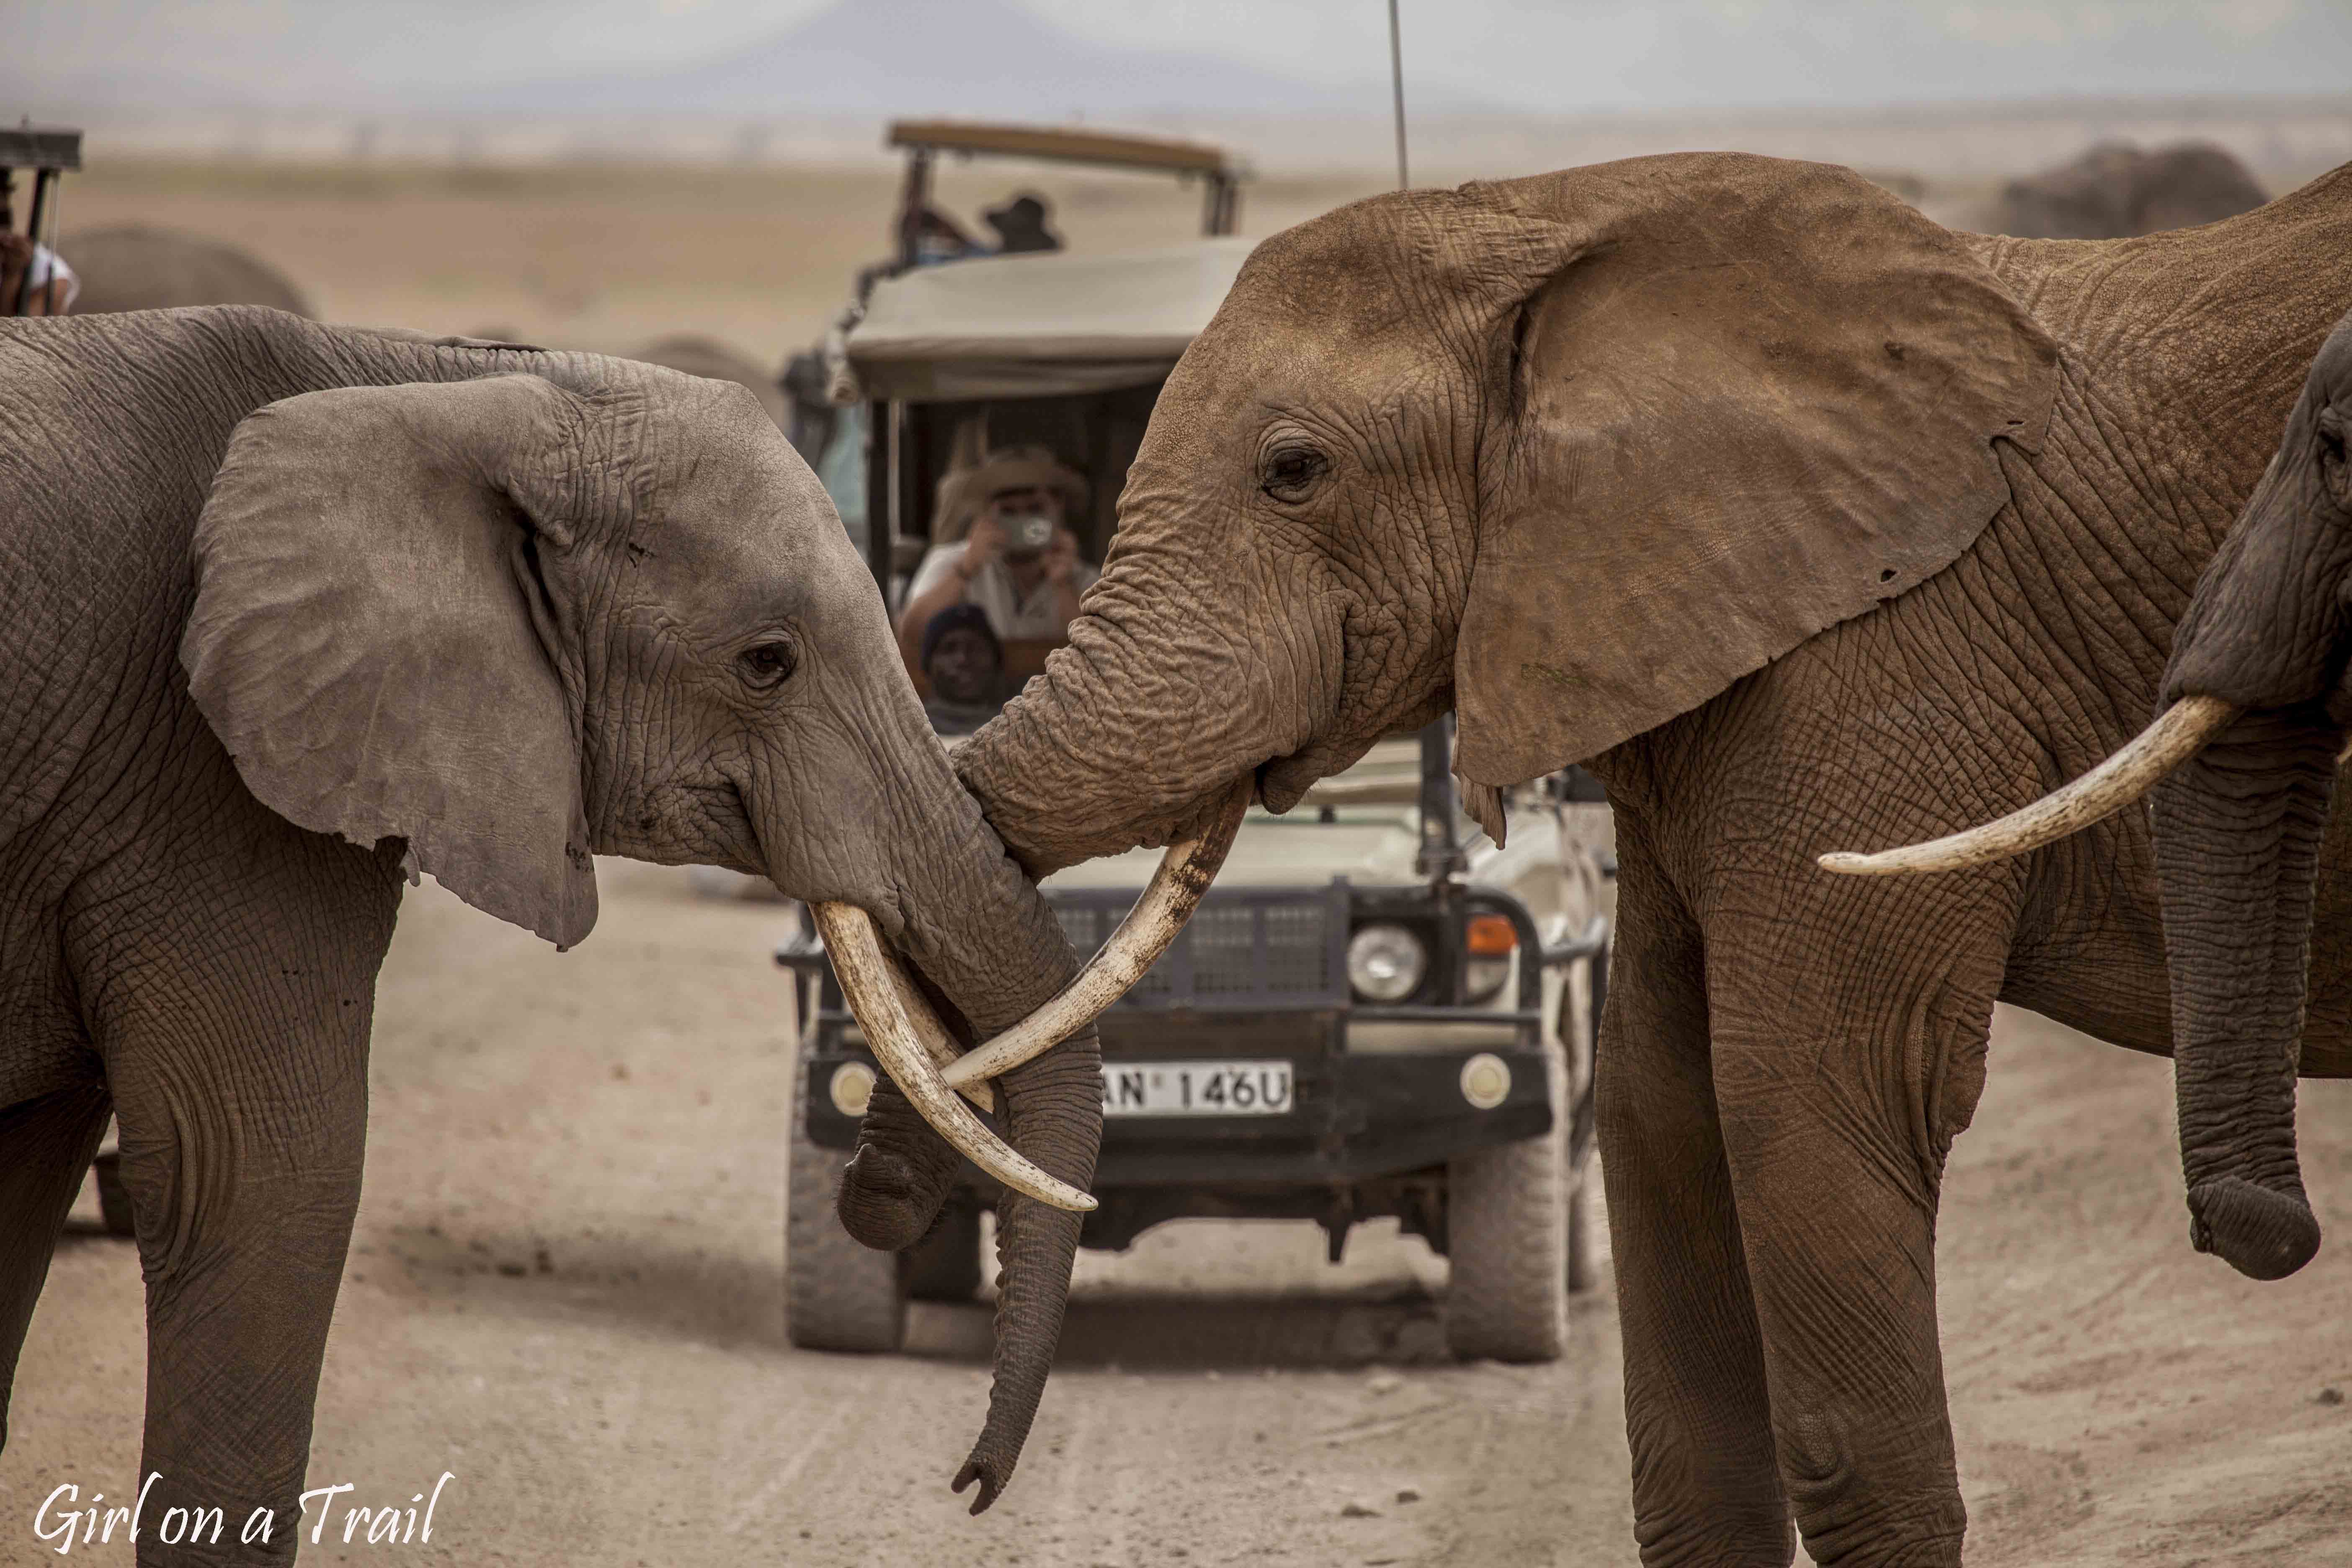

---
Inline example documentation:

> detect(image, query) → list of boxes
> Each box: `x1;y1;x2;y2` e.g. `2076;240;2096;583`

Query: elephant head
1824;312;2352;1283
175;358;1096;1504
915;155;2053;1132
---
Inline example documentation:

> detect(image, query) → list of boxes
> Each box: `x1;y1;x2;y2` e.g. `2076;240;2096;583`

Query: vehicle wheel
1444;1044;1569;1363
93;1150;136;1238
906;1204;985;1302
785;1057;907;1352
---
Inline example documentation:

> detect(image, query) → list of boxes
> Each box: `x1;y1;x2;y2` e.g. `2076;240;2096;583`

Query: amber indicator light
1465;914;1518;956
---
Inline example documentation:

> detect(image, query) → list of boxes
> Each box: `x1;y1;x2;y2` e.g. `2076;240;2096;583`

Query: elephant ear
1449;153;2059;794
182;375;600;948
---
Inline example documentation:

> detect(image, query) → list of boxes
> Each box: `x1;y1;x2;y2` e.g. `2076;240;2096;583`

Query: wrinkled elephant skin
948;155;2352;1565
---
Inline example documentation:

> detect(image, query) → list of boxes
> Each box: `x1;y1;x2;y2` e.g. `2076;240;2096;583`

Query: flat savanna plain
50;154;1999;370
5;868;2350;1566
52;156;1410;366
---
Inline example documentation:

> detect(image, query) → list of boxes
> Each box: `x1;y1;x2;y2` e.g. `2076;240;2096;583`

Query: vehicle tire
785;1057;907;1353
93;1150;136;1238
1444;1044;1569;1363
907;1204;985;1302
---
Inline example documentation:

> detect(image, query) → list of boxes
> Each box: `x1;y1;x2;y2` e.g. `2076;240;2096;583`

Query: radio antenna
1387;0;1409;190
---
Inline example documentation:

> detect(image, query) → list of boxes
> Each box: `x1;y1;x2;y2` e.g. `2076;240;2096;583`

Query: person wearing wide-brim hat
984;192;1062;255
896;444;1098;661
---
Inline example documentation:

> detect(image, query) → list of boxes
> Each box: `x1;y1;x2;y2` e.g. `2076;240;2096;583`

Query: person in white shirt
0;174;77;316
896;446;1099;663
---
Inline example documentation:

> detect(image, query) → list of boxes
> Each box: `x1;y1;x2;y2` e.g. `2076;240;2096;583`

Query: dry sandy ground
5;862;2352;1565
55;158;1395;366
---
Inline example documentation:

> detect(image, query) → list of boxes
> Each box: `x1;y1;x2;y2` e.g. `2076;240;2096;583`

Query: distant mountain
465;0;1400;118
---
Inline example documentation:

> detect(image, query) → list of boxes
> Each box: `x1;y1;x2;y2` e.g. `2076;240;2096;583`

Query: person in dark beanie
920;603;1010;736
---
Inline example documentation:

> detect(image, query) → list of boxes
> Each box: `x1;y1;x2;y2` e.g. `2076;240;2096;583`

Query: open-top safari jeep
778;124;1613;1362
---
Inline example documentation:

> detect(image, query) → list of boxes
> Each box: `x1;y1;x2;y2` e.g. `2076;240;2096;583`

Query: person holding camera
897;445;1097;663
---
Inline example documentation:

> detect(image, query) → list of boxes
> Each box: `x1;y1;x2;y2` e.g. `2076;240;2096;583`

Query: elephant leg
1705;901;2007;1568
0;1081;114;1449
77;841;396;1565
1601;849;1791;1567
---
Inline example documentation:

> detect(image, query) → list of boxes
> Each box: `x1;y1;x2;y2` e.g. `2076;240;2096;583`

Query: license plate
1099;1060;1293;1118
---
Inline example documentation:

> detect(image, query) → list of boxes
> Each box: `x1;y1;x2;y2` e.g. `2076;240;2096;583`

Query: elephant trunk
923;540;1325;1506
956;544;1327;877
954;1031;1101;1512
2150;707;2332;1279
801;680;1102;1509
2147;433;2352;1280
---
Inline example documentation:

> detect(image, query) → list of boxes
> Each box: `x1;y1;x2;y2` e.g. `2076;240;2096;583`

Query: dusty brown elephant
1991;138;2267;239
0;305;1096;1563
66;224;314;317
880;155;2352;1565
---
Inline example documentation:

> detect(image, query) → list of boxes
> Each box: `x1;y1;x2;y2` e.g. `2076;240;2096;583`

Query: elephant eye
738;640;797;688
2319;407;2349;499
1260;443;1329;503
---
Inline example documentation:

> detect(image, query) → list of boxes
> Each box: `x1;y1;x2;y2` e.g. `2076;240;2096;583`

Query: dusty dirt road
6;862;2352;1566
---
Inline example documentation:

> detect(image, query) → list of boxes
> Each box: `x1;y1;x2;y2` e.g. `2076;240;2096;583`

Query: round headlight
1347;923;1428;1003
828;1060;877;1117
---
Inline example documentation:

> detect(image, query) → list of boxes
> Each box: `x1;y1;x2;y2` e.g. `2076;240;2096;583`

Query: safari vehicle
1;123;79;317
778;124;1614;1363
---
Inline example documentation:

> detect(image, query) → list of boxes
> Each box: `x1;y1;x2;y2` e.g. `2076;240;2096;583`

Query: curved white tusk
811;902;1096;1213
872;941;997;1114
1818;694;2240;877
943;776;1254;1090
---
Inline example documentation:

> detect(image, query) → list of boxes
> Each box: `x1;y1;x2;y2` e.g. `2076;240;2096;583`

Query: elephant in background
836;155;2352;1564
0;305;1096;1562
627;332;791;430
1991;139;2266;238
65;224;313;317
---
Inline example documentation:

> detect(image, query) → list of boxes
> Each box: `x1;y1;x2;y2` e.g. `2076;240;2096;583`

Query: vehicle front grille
1050;881;1350;1011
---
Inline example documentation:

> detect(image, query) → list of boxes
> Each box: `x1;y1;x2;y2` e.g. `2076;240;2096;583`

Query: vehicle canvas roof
886;120;1240;179
841;237;1255;402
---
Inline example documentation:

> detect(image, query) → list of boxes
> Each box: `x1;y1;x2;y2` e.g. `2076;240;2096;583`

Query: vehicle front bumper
799;1033;1553;1185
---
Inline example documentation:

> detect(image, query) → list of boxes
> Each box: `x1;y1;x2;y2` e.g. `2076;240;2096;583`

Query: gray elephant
876;154;2352;1565
1992;138;2266;239
0;305;1096;1562
65;225;313;317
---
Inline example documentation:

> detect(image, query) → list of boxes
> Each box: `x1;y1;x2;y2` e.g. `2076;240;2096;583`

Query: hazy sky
15;0;2352;112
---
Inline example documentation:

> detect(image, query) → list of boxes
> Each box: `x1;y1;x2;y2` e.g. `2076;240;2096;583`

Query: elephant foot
1780;1411;1965;1568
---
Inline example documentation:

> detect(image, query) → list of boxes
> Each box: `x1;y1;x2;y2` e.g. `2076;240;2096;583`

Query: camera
1005;513;1055;553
